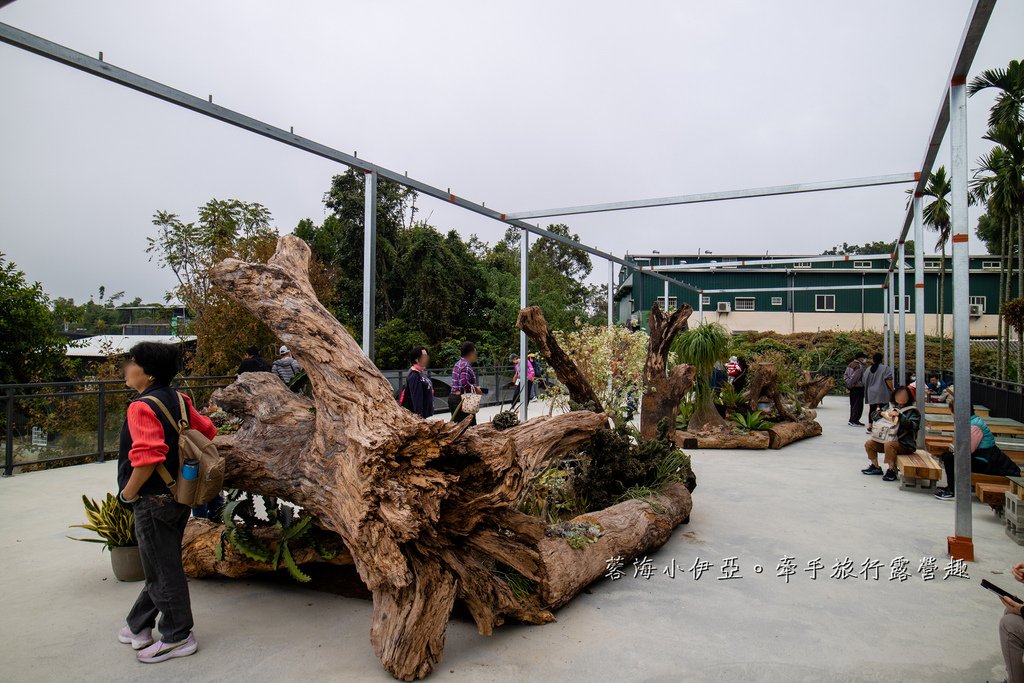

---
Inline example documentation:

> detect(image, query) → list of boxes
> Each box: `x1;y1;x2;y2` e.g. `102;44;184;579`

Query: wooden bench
924;436;1024;468
976;481;1011;509
925;403;990;417
896;450;942;491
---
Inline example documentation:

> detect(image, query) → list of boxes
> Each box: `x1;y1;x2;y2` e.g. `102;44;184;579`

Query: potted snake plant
69;493;145;582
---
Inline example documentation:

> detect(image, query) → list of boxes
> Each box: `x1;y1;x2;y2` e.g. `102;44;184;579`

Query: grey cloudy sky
1;0;1022;304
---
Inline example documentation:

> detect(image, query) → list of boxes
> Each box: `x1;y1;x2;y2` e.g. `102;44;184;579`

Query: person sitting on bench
935;401;1021;500
862;385;920;482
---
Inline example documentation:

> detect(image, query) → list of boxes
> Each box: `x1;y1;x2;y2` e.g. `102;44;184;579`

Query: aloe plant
216;492;336;583
69;493;137;549
732;410;772;432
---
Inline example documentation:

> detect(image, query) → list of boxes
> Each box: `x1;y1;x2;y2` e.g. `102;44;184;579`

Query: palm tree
922;167;952;371
672;322;731;431
972;131;1024;379
971;59;1024;379
968;60;1024;130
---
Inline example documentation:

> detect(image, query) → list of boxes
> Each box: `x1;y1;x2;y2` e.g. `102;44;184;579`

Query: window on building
793;262;812;269
701;295;710;306
771;296;783;306
815;294;836;312
656;296;678;311
898;295;911;312
970;296;986;312
925;260;941;269
982;260;1000;270
734;297;755;311
854;260;871;269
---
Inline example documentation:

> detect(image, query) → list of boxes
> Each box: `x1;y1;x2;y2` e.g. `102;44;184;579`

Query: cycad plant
672;322;730;431
68;493;137;549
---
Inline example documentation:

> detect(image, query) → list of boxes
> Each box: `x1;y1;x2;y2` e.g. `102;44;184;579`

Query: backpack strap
136;394;184;490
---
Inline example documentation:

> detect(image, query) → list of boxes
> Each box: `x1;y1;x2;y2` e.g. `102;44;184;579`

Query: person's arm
970;424;984;453
183;394;218;440
897;409;921;435
121;402;168;500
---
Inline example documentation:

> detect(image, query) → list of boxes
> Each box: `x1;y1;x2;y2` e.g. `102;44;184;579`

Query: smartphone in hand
982;579;1023;604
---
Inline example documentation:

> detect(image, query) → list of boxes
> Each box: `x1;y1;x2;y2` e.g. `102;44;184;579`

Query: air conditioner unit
969;304;984;317
717;302;731;313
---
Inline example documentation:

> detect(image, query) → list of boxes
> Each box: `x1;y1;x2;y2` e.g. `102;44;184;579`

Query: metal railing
1;375;234;477
1;365;542;476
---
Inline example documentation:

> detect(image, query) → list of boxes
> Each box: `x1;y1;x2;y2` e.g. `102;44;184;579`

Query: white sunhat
279;345;290;355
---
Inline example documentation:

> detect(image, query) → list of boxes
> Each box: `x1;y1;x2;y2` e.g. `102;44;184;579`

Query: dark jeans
448;394;477;426
849;387;865;423
942;445;1020;490
127;494;193;643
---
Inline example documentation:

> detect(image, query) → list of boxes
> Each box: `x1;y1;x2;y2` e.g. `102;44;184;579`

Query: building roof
66;335;197;358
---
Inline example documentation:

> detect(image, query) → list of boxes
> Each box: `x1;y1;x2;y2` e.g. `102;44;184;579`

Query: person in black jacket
862;385;921;481
400;346;434;419
236;345;271;375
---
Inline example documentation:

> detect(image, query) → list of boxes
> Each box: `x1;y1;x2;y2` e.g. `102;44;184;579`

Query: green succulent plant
69;493;137;549
216;492;336;583
732;410;772;432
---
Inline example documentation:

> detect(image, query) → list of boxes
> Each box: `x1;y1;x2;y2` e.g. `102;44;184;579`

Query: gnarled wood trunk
798;371;834;409
640;303;696;441
517;306;604;412
767;420;823;449
196;235;693;680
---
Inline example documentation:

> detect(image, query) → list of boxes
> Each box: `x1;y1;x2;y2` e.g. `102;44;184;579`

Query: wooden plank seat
896;450;942;491
924;403;989;417
976;481;1011;509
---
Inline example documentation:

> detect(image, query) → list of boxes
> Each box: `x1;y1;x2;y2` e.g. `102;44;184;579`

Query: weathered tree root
191;235;693;681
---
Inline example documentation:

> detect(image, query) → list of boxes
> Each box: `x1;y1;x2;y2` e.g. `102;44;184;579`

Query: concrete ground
1;398;1020;682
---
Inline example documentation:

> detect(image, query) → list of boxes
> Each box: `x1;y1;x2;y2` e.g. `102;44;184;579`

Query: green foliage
821;240;914;256
545;323;649;420
576;421;693;511
545;520;602;549
715;381;740;409
673;322;730;390
297;170;601;368
374;318;428;371
732;410;772;432
1003;298;1024;333
491;567;535;599
0;253;68;383
68;493;136;549
216;492;335;583
491;410;520;431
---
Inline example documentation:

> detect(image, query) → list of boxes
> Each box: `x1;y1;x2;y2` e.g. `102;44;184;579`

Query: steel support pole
950;79;972;548
889;286;896;372
699;293;704;324
883;288;889;367
607;261;614;330
914;194;927;448
898;242;907;386
664;279;670;311
361;170;377;360
520;228;529;424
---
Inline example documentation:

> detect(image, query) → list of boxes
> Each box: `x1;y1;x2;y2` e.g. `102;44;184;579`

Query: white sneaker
117;625;154;650
137;632;198;663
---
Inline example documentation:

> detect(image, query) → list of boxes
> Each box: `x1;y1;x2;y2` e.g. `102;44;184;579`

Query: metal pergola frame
0;1;997;555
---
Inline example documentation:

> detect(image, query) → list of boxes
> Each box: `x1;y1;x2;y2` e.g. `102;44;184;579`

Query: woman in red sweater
116;342;217;664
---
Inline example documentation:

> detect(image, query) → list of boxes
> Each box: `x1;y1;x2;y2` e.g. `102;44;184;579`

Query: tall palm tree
971;59;1024;379
969;60;1024;130
922;167;952;371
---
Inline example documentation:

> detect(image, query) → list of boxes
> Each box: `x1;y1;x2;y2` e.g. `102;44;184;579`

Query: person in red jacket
116;342;217;664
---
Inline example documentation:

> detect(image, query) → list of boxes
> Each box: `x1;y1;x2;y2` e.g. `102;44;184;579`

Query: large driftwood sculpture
192;236;692;680
640;303;697;441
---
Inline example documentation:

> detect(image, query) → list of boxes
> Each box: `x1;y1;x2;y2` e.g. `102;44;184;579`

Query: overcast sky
1;1;1022;304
